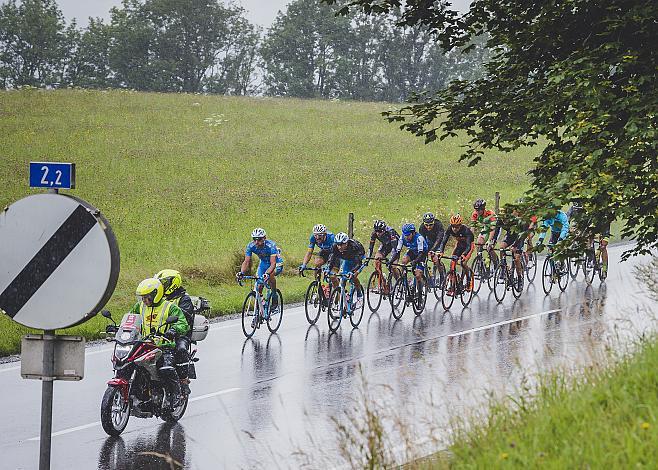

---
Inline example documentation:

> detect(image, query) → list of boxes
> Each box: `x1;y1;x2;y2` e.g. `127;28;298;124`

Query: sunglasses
424;222;434;227
253;237;265;241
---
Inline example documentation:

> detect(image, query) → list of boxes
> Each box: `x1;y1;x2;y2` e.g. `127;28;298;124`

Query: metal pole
348;213;354;238
495;192;500;214
39;330;55;470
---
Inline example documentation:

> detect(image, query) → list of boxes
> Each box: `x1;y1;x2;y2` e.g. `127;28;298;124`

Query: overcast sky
54;0;471;29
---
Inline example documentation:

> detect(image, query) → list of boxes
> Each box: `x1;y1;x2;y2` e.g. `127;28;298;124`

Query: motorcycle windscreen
116;313;143;344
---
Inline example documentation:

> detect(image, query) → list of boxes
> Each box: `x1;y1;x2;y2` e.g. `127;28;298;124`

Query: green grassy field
425;337;658;469
0;88;537;355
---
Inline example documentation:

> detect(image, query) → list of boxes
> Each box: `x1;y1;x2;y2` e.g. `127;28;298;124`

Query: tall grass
1;88;537;355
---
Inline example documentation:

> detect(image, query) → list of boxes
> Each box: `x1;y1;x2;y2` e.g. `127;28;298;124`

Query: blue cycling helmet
401;223;415;235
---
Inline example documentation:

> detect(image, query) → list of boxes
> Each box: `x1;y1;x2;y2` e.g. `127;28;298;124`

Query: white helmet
251;227;266;238
335;232;349;244
313;224;327;234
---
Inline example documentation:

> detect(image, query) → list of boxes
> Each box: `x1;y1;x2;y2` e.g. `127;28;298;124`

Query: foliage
326;0;658;256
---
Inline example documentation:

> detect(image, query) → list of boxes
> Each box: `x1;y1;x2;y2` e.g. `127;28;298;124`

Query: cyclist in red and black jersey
437;214;475;292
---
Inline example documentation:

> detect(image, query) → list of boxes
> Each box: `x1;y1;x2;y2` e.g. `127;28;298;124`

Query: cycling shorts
547;231;561;246
340;258;363;274
316;249;331;263
452;242;471;258
502;233;519;247
377;243;394;257
403;251;426;271
257;260;284;278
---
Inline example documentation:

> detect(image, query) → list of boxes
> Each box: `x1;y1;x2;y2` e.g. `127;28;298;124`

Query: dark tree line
0;0;489;101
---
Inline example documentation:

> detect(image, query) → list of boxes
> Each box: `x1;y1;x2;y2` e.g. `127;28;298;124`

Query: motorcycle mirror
101;310;112;319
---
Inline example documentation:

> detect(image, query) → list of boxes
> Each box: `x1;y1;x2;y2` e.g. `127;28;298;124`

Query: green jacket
129;300;189;347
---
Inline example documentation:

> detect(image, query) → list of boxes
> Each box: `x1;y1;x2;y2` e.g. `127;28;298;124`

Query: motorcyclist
155;269;194;396
130;278;189;411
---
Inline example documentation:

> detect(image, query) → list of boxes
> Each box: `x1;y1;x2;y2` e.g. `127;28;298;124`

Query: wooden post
348;213;354;238
495;192;500;214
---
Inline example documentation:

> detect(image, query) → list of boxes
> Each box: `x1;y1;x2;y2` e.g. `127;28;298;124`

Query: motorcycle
100;309;208;436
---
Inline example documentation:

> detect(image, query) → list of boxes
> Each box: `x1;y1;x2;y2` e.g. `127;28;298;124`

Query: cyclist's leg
256;261;268;295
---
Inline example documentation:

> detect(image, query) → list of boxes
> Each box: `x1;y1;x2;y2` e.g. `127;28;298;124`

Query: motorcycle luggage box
191;314;209;342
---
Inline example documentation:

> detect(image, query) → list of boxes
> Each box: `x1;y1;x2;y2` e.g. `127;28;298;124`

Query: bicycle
491;249;524;302
470;243;495;293
522;241;538;283
540;245;569;294
325;265;366;332
300;266;330;325
238;275;284;338
440;255;473;310
427;252;447;301
364;256;395;312
389;262;427;319
584;238;608;283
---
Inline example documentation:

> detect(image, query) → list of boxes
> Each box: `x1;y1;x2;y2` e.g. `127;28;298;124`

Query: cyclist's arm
464;230;475;259
240;255;251;275
558;213;570;240
389;237;403;263
368;233;376;257
302;247;314;266
437;230;450;253
266;253;277;275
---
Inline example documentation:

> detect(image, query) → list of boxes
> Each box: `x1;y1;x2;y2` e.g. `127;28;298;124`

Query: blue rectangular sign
29;162;76;189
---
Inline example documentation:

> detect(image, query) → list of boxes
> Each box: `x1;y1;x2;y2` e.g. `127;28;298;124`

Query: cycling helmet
449;214;463;225
251;227;266;239
422;212;435;224
136;278;164;305
155;269;182;296
335;232;349;244
401;223;416;235
312;224;327;234
473;199;486;210
373;220;386;231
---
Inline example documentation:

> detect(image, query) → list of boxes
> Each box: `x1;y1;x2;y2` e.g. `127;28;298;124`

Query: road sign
0;193;120;329
21;335;85;380
29;162;76;190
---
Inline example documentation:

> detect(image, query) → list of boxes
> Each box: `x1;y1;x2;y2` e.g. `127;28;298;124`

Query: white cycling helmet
313;224;327;234
251;227;266;238
335;232;349;244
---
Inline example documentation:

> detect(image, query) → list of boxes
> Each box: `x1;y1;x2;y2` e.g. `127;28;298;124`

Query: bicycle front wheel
432;264;445;300
568;257;580;280
366;270;384;312
441;272;456;310
390;277;407;320
327;287;343;333
266;289;284;333
241;291;258;338
304;281;321;325
584;252;596;284
493;265;507;303
350;284;365;327
460;268;473;307
471;256;485;294
412;278;427;315
541;258;554;295
557;260;569;292
511;266;524;299
526;251;537;283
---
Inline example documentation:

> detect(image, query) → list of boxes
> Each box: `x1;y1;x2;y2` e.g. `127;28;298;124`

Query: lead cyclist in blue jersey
389;223;428;290
299;224;335;273
536;210;570;247
237;228;284;307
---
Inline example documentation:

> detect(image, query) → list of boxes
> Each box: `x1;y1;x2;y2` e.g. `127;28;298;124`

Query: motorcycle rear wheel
162;392;189;422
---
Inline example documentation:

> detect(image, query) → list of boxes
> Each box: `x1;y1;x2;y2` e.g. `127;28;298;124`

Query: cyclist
299;224;335;273
367;220;400;273
326;232;366;305
130;278;189;411
419;212;445;265
471;199;499;269
536;208;570;248
237;228;284;312
567;203;609;276
155;269;194;395
496;208;533;289
437;214;475;293
388;223;428;290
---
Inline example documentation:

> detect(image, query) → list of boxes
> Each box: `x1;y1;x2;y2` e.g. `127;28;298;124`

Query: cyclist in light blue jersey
536;210;570;247
299;224;336;272
237;228;284;307
389;223;428;289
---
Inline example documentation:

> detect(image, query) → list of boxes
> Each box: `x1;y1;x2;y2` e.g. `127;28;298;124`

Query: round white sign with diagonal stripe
0;194;120;330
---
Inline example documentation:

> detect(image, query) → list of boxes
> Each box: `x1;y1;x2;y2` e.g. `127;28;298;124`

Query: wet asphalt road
0;244;656;469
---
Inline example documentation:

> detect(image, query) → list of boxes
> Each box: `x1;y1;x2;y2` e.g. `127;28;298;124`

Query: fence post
495;192;500;214
348;212;354;238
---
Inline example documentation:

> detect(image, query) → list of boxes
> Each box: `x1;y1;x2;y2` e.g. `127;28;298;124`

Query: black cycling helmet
422;212;435;224
473;199;486;210
373;220;386;231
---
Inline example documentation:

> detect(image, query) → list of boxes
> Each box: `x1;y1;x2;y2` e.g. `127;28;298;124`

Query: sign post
0;164;119;470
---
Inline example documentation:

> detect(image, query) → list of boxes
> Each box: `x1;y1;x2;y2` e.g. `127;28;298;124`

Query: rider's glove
263;273;270;282
164;329;177;341
346;272;353;279
236;271;244;281
298;264;306;273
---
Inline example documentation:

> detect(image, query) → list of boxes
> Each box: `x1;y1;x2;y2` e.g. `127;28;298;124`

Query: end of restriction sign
29;162;76;190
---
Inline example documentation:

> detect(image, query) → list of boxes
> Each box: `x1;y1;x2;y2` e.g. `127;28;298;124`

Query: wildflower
500;452;509;460
641;422;650;430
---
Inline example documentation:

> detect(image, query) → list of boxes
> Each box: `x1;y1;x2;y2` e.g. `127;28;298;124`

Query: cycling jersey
308;231;335;251
327;239;365;268
246;239;283;264
471;209;497;236
368;226;400;256
419;221;445;251
394;233;428;255
538;211;569;244
438;225;475;254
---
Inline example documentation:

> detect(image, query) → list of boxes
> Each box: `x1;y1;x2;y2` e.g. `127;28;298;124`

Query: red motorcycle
100;311;198;436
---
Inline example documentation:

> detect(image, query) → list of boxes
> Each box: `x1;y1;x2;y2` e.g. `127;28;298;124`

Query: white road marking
26;387;241;441
0;365;20;374
448;309;562;337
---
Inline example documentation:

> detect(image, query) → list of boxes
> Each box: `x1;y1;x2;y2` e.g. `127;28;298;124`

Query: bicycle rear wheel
471;256;485;294
493;264;507;303
366;270;384;312
304;281;321;325
412;278;427;315
327;287;343;332
511;266;524;299
541;258;553;295
526;251;537;283
266;289;284;333
390;277;407;319
241;292;258;338
584;252;596;284
557;260;569;291
568;257;580;280
432;264;445;300
350;285;365;327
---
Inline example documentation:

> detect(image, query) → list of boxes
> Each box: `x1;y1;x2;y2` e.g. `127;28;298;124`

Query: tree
0;0;71;87
326;0;658;256
66;18;113;88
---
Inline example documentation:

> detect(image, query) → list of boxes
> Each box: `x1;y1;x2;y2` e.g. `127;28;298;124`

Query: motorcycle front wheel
101;386;131;436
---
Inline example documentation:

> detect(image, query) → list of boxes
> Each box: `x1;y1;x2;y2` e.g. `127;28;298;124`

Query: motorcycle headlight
114;344;132;360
